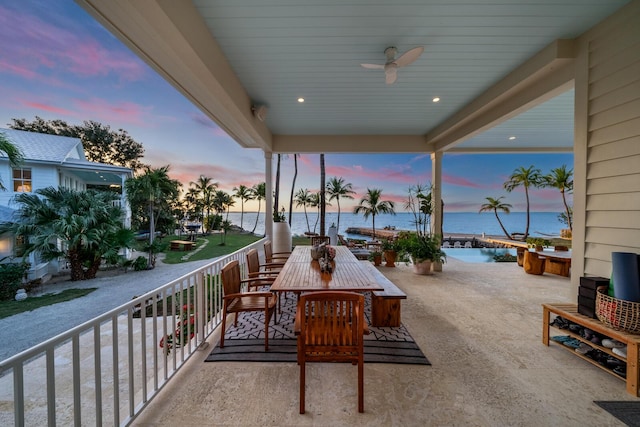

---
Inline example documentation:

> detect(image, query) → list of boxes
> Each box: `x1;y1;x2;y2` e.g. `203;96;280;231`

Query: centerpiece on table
311;243;336;273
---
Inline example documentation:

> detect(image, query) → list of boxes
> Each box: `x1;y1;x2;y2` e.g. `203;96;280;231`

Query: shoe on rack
613;365;627;378
550;317;570;329
575;343;593;355
613;346;628;359
602;338;625;349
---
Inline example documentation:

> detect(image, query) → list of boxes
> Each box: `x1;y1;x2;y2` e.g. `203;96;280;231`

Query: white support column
431;151;443;272
264;151;273;240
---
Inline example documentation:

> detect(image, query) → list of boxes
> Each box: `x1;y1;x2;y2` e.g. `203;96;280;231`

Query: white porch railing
0;238;266;426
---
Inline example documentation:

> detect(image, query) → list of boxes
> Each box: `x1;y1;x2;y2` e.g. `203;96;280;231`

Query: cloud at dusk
0;0;575;223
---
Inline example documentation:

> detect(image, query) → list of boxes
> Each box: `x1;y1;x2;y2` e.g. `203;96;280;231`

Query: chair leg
300;361;306;414
220;308;227;348
264;309;270;351
358;360;364;413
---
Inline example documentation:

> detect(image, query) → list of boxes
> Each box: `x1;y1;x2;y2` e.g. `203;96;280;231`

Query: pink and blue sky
0;0;573;213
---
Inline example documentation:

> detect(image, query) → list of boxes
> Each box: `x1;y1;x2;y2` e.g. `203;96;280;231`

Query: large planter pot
383;250;397;267
371;254;382;266
412;259;432;275
272;222;292;254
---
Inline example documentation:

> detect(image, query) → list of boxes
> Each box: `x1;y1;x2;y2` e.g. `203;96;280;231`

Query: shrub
133;256;148;271
0;262;30;301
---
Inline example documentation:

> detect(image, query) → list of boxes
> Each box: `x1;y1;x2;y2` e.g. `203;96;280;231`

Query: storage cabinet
542;303;640;396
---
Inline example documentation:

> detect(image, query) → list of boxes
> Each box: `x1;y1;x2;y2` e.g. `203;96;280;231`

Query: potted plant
272;207;291;253
368;249;382;266
381;239;399;267
398;233;446;275
526;237;551;252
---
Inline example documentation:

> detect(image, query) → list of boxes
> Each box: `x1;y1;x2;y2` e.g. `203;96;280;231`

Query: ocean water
225;211;566;239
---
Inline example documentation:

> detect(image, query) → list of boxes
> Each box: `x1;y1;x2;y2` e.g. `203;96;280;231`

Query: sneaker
602;339;625;349
613;366;627;378
575;343;593;355
613;347;628;359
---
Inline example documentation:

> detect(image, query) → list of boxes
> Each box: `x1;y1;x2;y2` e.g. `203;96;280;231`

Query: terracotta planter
412;259;432;275
383;250;397;267
371;254;382;266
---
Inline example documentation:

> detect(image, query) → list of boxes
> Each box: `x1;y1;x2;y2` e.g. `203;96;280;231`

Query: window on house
12;168;32;192
15;235;26;257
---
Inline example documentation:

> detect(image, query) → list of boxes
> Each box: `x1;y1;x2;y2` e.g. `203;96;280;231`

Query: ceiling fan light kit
360;46;424;85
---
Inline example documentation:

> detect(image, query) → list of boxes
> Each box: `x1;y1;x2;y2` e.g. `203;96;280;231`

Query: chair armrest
363;323;370;335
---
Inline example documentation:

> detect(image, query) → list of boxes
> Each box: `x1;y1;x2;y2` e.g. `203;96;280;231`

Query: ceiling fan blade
394;46;424;67
361;63;385;69
385;70;397;85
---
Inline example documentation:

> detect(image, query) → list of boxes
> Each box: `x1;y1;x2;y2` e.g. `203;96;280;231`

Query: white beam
272;135;428;154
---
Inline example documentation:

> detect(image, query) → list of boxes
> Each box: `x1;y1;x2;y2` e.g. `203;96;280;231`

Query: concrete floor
132;258;634;427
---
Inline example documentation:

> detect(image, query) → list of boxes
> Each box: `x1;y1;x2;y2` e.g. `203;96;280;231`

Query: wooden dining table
270;246;385;293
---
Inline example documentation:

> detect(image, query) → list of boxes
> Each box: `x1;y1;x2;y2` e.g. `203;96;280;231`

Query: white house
0;128;133;281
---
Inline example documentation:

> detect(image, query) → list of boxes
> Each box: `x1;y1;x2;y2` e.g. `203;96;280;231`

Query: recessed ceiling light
432;97;440;103
508;136;516;140
297;97;305;103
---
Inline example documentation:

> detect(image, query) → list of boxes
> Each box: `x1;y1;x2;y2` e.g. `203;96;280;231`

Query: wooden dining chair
246;248;282;281
246;248;282;312
264;240;291;263
311;235;330;246
294;291;369;414
219;260;277;351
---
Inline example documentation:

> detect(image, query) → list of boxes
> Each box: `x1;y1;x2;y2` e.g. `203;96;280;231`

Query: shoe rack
542;303;640;396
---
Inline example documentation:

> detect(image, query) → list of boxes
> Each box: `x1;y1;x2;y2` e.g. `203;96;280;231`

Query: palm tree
2;187;129;280
190;175;218;231
126;166;180;268
294;188;313;233
542;165;574;231
273;154;281;221
353;188;395;240
326;176;355;234
479;196;513;239
288;154;298;225
503;165;542;240
0;132;24;190
233;184;254;230
309;192;321;234
251;182;266;234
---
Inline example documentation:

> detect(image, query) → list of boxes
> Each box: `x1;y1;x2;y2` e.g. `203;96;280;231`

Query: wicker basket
595;289;640;334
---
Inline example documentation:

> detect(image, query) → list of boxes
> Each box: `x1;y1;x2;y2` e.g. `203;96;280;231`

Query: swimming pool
444;248;517;263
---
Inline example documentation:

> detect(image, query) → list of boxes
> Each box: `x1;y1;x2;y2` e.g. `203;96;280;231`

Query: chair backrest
311;236;330;246
297;291;365;362
221;260;242;296
246;249;260;275
264;240;274;259
464;241;472;248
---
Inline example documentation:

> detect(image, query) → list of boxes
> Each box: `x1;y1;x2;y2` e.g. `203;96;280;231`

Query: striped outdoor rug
206;292;430;365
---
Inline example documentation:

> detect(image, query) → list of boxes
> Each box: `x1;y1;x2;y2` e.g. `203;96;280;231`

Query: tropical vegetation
479;196;513;239
233;184;254;230
0;187;133;281
503;165;542;240
541;165;573;231
353;188;395;240
0;131;24;190
326;176;355;234
126;166;181;268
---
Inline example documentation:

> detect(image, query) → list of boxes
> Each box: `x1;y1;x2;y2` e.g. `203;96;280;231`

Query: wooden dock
345;227;400;239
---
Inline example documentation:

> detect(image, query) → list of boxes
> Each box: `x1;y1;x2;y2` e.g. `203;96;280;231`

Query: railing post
197;272;206;345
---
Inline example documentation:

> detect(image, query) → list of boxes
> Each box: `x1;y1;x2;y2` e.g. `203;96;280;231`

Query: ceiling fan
360;46;424;85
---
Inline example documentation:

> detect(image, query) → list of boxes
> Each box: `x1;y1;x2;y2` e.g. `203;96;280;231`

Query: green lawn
160;231;263;264
0;288;96;320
